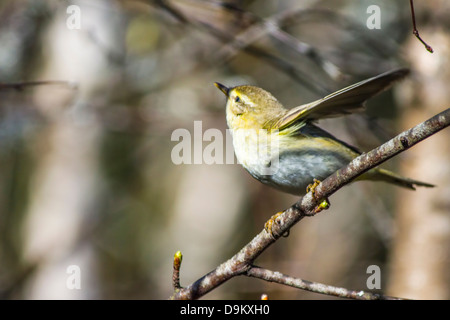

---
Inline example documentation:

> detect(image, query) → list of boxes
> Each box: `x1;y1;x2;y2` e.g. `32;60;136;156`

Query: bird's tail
366;168;435;190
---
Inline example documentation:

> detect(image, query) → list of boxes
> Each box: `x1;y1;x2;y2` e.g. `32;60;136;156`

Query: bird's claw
306;178;330;215
306;178;321;196
264;211;289;239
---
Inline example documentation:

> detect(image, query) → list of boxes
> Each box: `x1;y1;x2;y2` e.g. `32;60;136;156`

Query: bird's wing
274;68;409;131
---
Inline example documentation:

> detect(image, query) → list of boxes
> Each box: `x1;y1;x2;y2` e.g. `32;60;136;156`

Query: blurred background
0;0;449;300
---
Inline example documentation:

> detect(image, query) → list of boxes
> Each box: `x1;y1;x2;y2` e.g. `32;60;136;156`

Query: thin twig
170;108;450;300
213;6;343;81
172;251;183;290
246;266;401;300
410;0;433;53
0;80;76;91
148;0;332;95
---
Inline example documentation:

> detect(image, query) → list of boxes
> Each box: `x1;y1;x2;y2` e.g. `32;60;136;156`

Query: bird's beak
214;82;229;96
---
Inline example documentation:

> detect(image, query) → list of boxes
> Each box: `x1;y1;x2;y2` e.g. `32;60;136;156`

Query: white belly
231;128;280;177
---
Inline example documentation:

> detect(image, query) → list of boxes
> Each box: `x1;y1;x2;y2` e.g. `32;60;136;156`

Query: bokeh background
0;0;449;299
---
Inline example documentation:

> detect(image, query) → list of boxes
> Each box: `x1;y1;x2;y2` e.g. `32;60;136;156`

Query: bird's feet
306;178;330;214
306;178;321;195
264;179;330;238
264;211;289;239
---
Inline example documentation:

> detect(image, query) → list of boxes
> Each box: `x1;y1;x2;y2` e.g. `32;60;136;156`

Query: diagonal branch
170;108;450;300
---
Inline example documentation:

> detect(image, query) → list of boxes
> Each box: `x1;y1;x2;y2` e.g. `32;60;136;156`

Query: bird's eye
234;96;240;103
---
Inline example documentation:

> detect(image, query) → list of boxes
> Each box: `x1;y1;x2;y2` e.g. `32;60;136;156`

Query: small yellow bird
215;68;434;196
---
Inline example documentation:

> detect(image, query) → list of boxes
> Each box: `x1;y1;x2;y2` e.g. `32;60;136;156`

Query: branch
0;80;76;91
170;108;450;300
409;0;434;53
148;0;333;95
172;251;183;290
246;266;401;300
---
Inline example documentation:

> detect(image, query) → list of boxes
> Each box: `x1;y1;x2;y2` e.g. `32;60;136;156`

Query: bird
214;68;434;197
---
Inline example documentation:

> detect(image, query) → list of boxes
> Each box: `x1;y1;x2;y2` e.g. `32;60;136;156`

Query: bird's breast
230;127;279;176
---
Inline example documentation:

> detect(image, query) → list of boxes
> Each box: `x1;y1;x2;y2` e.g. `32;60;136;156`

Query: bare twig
170;108;449;300
0;80;76;91
410;0;434;53
148;0;333;95
246;266;401;300
212;6;343;81
172;251;183;290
